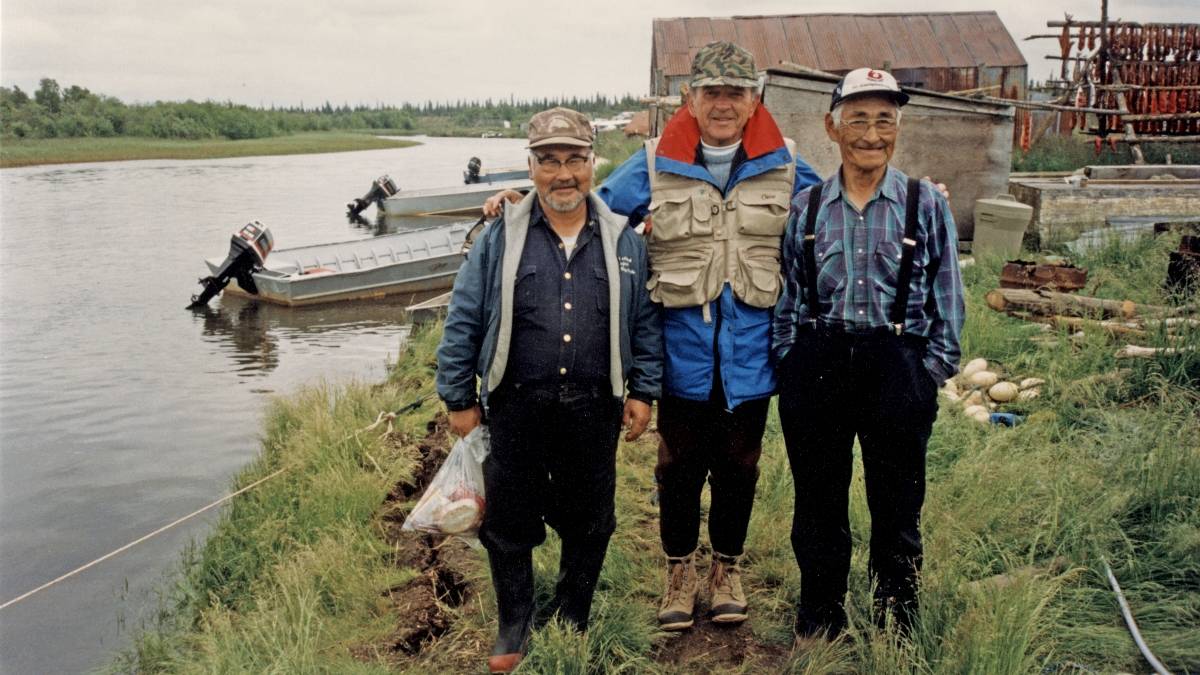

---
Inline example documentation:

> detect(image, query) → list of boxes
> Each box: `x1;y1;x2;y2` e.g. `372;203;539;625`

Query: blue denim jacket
436;192;663;411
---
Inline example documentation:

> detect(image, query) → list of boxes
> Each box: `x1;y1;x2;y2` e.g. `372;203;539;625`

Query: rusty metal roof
652;12;1026;76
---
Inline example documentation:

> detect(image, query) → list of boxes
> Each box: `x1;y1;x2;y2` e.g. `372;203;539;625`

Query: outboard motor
188;222;274;308
463;156;483;184
346;175;399;216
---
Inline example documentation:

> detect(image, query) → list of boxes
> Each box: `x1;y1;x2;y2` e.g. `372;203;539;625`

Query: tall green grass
1012;135;1200;172
117;233;1199;673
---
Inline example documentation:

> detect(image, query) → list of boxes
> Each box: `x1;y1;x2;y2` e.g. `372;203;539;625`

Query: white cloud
2;0;1198;106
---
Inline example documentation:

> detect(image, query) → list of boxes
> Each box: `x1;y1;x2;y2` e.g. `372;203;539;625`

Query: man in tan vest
484;42;822;630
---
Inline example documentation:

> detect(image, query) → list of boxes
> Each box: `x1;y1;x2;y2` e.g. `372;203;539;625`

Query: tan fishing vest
645;137;796;320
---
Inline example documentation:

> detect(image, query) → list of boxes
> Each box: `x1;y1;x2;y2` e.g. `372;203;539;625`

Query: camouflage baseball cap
690;41;760;89
527;107;594;148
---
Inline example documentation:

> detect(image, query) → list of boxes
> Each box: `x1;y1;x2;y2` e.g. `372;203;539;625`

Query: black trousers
480;381;622;557
656;394;769;557
777;325;939;632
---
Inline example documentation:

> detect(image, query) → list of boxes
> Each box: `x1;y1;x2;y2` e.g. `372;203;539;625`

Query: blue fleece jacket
597;104;820;408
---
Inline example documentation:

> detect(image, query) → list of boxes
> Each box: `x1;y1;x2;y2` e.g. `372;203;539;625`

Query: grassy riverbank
114;231;1199;674
0;132;418;168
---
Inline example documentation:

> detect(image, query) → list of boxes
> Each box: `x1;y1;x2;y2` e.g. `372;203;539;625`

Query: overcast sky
2;0;1196;108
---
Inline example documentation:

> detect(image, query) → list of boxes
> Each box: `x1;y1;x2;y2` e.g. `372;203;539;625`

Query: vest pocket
648;192;715;242
734;246;782;308
735;190;790;236
647;248;711;308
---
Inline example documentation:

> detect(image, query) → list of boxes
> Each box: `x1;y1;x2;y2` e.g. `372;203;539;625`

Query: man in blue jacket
486;42;821;630
436;107;662;673
598;41;821;630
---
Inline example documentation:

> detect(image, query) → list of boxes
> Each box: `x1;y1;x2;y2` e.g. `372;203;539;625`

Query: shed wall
763;69;1015;239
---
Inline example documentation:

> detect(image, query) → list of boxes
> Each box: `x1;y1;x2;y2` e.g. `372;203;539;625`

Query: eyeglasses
532;153;591;172
840;117;898;134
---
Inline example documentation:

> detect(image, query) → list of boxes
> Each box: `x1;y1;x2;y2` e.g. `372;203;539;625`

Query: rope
348;392;438;440
1;392;436;611
0;468;286;611
1104;559;1174;675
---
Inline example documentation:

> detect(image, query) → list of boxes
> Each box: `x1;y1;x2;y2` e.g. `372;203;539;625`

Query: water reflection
190;293;435;376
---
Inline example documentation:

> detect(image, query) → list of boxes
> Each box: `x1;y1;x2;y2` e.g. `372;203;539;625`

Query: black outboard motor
346;175;399;216
463;156;483;184
188;222;274;308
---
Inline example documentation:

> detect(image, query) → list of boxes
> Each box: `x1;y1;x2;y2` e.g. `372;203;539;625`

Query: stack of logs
985;287;1198;358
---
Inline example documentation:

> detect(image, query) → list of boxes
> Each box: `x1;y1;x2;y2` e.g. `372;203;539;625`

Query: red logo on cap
867;70;883;81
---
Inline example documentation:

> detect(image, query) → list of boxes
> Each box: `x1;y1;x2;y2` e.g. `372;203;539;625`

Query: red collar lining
656;103;786;164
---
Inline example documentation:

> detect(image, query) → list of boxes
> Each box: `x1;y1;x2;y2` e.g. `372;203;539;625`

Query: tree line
0;78;641;140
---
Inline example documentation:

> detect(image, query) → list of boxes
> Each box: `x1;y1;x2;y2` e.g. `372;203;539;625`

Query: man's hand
622;399;651;441
448;405;482;437
482;189;524;218
922;176;950;200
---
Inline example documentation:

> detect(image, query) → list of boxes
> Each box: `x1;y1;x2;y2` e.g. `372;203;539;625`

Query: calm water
0;136;528;673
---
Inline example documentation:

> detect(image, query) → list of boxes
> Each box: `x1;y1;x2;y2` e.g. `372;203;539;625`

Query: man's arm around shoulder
596;146;652;225
620;228;661;440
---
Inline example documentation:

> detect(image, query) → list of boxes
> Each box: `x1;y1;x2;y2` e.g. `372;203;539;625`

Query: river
0;135;528;673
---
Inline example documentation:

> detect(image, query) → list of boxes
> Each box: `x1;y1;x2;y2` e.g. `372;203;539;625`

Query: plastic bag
403;425;489;538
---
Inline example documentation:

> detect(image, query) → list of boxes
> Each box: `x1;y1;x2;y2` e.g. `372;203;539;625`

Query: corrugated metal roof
652;12;1026;77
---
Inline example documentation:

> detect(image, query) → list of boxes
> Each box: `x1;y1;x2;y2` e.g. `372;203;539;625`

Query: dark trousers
656;394;769;557
777;326;939;633
481;381;622;555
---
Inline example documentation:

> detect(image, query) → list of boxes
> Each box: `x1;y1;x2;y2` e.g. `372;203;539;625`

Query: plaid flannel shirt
772;167;965;383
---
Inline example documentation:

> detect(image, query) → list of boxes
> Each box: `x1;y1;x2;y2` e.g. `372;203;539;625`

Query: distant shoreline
0;132;420;169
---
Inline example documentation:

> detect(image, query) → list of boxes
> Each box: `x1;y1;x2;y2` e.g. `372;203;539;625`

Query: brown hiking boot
707;552;748;624
657;551;698;631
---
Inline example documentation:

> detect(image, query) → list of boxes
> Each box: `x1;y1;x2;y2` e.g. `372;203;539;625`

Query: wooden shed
651;12;1028;100
763;65;1015;240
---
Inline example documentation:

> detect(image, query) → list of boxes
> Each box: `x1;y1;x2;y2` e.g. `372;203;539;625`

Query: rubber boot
487;550;535;674
553;536;609;632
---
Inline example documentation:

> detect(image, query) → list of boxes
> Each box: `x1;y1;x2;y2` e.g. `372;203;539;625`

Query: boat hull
208;224;469;307
381;178;532;216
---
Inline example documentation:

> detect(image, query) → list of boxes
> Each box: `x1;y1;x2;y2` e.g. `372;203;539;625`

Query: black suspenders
802;177;922;335
802;184;822;324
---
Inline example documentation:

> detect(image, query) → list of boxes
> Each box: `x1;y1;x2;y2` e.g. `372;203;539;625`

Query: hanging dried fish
1020;110;1032;153
1087;25;1096;51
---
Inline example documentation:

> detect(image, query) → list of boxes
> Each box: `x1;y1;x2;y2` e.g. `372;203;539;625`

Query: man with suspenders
772;68;965;639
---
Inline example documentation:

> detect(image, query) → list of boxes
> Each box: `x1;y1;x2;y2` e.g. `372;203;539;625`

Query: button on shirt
508;200;610;385
772;167;965;382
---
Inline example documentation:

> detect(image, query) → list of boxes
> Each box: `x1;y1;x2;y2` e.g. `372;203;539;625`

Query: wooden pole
1104;135;1200;143
1110;68;1145;163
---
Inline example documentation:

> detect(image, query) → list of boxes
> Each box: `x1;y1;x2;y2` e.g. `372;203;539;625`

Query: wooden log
987;288;1199;319
1114;344;1198;358
985;288;1141;318
1049;315;1147;337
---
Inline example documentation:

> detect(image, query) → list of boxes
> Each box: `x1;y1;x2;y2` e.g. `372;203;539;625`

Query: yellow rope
0;468;287;611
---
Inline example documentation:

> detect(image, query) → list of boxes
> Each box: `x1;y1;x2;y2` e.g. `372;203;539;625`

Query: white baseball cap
830;68;910;110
